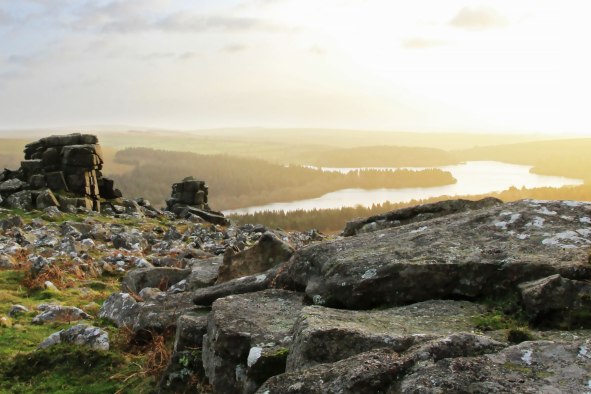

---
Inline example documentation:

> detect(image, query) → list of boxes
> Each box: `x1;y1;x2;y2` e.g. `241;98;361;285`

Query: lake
224;161;584;215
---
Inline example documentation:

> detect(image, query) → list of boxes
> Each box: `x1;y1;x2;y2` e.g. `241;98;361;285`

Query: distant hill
454;138;591;180
110;148;456;210
312;145;459;168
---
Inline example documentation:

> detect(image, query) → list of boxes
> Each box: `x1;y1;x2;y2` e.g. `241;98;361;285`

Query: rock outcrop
165;176;228;224
341;197;503;236
288;199;591;309
203;289;305;394
37;324;109;351
0;133;122;212
217;233;295;284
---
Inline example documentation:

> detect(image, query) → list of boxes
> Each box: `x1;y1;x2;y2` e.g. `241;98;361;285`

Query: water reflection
225;161;583;215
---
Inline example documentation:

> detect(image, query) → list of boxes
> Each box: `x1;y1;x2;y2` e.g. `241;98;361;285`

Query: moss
506;327;535;344
502;362;532;374
536;372;554;378
249;348;290;386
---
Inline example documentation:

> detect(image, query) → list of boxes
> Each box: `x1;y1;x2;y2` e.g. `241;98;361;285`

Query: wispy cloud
221;43;249;53
309;45;326;55
401;38;449;50
449;6;508;31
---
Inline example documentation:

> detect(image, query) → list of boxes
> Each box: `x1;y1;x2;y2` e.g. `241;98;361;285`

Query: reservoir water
224;161;584;215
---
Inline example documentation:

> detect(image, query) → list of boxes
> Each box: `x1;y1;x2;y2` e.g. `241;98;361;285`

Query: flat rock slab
133;292;200;334
342;197;503;237
394;339;591;393
289;199;591;310
193;263;289;307
258;333;505;394
121;267;192;294
287;300;487;372
203;289;305;394
217;233;294;284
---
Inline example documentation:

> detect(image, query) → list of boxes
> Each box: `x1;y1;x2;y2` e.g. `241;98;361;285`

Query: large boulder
31;304;90;324
111;230;149;251
7;190;32;210
0;253;17;268
342;197;503;236
394;339;591;393
288;199;591;310
217;233;295;284
203;289;305;394
97;292;141;328
132;292;199;334
174;313;209;352
257;333;505;394
193;263;291;306
36;189;59;210
287;300;487;372
37;324;109;351
0;178;27;194
121;267;192;294
518;274;591;314
183;257;221;291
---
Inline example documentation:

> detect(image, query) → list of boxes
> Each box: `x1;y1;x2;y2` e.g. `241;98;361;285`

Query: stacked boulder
165;176;228;225
0;133;121;212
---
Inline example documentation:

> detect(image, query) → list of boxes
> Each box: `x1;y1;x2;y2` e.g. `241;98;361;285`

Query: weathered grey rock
288;199;591;310
31;305;89;324
183;257;221;291
0;253;17;268
132;292;198;334
203;289;305;394
174;313;209;352
342;197;503;237
28;174;46;190
30;256;51;277
45;171;69;191
111;230;149;251
121;267;192;294
7;190;32;210
8;304;30;317
41;206;64;221
0;178;27;193
518;274;591;314
138;287;161;301
163;225;183;241
37;324;109;351
120;198;144;216
217;233;294;284
394;339;591;393
193;263;289;306
44;281;59;291
97;292;141;328
30;217;45;228
35;189;59;210
258;333;505;394
180;206;227;226
287;300;487;372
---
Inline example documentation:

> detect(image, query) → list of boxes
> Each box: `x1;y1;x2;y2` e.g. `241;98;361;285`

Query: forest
227;184;591;233
109;148;456;210
311;145;459;168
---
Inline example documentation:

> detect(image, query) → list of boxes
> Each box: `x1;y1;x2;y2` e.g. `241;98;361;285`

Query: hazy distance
0;0;587;134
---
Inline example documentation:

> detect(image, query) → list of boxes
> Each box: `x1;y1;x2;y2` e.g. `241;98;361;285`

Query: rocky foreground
1;197;591;393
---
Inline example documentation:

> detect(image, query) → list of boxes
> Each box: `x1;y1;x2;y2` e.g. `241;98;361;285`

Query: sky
0;0;588;134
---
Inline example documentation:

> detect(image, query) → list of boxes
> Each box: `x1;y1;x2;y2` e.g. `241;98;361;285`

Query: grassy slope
0;211;187;394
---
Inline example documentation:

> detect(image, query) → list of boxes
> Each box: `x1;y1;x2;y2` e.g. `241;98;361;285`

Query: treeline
109;148;456;210
228;184;591;233
313;145;459;168
454;138;591;181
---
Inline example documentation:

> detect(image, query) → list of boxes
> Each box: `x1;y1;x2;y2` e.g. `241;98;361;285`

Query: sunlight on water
224;161;584;214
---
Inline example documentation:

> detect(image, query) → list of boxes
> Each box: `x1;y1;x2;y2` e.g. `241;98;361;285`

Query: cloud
401;38;449;50
449;6;508;31
222;43;249;53
309;45;326;55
